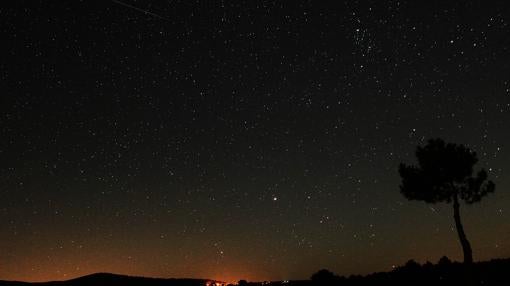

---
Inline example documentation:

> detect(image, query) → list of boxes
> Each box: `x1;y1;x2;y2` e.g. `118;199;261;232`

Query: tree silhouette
398;138;495;264
311;269;339;285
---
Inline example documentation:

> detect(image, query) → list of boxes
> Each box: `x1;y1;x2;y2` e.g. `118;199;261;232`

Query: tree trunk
453;194;473;264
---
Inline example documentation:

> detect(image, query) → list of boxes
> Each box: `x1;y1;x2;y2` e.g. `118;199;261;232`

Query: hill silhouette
0;273;225;286
1;258;509;286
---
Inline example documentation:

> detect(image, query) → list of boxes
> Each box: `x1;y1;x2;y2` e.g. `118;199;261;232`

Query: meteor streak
111;0;170;21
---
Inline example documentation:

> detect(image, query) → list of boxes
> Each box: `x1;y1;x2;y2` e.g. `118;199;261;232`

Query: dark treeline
245;258;510;286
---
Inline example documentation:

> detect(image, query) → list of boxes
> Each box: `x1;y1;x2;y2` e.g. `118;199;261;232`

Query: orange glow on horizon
0;257;263;285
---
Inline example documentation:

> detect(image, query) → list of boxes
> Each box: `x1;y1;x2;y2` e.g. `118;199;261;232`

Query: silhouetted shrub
438;255;452;265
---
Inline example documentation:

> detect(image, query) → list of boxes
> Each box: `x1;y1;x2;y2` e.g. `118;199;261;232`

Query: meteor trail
111;0;170;21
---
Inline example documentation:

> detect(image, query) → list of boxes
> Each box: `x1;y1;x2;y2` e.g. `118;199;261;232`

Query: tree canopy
399;138;495;204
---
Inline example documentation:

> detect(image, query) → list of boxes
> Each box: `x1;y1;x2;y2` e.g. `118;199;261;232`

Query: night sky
1;0;510;283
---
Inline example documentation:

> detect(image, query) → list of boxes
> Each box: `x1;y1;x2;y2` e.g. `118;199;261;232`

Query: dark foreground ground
302;257;510;286
1;258;509;286
0;274;216;286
